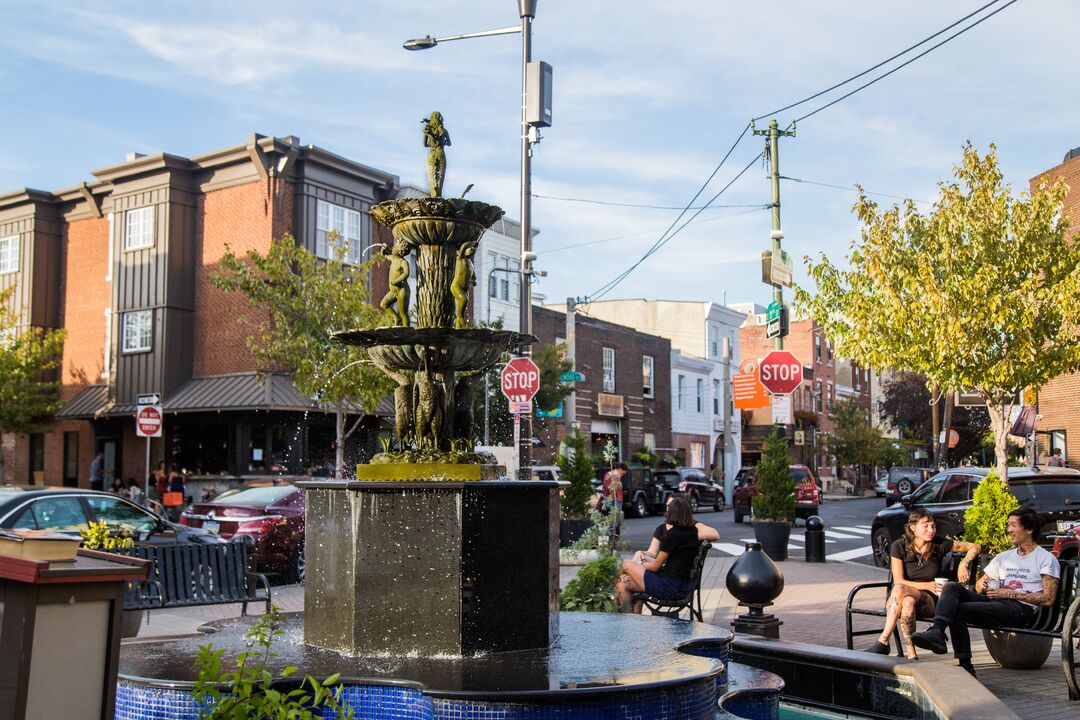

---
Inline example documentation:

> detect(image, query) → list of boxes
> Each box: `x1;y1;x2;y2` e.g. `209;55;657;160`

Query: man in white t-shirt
912;508;1060;676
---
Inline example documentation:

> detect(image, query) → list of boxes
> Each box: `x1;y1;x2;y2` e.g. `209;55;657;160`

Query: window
315;200;362;263
696;378;704;413
510;259;520;304
643;432;655;452
826;340;833;366
487;252;498;298
501;257;510;301
85;495;158;533
20;496;90;532
103;309;112;379
124;206;154;250
63;432;79;487
709;325;718;358
677;374;685;410
122;310;152;353
690;442;706;468
939;474;976;504
602;347;615;392
815;334;821;362
642;355;654;398
815;381;823;412
0;234;19;273
713;379;721;415
910;477;946;506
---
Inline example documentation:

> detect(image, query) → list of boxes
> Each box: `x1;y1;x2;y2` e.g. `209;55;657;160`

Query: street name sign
758;350;803;395
559;371;584;382
501;357;541;403
136;393;160;406
136;405;163;438
509;401;533;415
766;301;781;323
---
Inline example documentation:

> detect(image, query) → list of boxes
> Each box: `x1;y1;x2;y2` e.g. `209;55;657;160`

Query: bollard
804;515;826;563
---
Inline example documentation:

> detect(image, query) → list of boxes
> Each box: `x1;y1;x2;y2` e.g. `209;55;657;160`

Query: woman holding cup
867;508;981;659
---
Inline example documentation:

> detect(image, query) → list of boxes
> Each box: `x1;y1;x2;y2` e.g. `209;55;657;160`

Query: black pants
932;581;1036;659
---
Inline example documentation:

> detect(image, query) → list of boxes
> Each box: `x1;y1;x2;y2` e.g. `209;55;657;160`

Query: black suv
592;467;673;518
654;467;726;513
869;467;1080;567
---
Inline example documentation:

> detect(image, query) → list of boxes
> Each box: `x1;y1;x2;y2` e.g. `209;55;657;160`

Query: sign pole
513;412;521;481
144;436;151;501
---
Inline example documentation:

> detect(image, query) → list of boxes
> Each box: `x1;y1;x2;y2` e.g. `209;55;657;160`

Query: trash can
804;515;826;563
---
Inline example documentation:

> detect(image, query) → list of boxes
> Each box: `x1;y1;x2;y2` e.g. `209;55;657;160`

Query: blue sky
2;0;1077;307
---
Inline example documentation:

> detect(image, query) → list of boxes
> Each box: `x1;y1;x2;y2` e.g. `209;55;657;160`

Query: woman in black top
867;508;980;659
615;497;703;612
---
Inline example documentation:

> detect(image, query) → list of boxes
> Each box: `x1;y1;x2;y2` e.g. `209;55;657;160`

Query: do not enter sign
501;357;541;403
758;350;804;395
136;405;163;438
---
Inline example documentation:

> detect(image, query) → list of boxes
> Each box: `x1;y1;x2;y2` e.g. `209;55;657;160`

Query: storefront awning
54;373;394;419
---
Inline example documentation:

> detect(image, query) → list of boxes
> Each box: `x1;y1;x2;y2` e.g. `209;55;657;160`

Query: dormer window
124;207;154;250
316;200;362;264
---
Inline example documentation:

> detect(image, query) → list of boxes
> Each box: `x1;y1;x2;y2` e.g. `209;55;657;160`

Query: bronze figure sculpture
380;242;411;326
422;111;451;198
451;241;477;329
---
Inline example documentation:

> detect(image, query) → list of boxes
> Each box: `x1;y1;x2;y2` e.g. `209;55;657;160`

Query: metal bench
118;540;271;616
846;555;1080;700
633;540;711;622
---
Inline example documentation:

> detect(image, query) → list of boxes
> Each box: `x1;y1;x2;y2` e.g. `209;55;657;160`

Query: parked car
591;466;672;518
732;465;821;523
874;471;889;497
1049;521;1080;561
884;466;931;505
180;482;305;581
0;486;221;544
654;467;725;514
869;467;1080;567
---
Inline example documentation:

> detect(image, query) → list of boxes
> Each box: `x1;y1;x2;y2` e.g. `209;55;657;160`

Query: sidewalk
131;559;1077;719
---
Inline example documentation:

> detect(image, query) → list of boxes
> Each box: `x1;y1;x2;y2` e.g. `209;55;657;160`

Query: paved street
620;494;886;565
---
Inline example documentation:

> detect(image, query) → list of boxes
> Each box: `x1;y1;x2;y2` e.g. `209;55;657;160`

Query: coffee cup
986;578;999;590
934;577;948;591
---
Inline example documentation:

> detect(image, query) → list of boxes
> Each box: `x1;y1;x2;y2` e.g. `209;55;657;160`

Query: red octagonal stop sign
501;357;541;403
758;350;804;395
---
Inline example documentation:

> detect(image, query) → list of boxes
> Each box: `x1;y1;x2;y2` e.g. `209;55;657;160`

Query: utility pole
564;297;577;445
753;119;795;350
721;336;733;505
517;0;537;481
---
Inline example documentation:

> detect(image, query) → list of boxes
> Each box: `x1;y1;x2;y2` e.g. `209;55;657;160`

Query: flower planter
982;629;1054;669
558;549;601;566
559;518;594;548
752;520;791;562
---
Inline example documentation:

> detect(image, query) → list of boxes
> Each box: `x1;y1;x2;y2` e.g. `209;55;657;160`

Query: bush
752;425;795;522
559;554;620;612
569;508;613;552
962;470;1018;555
558;429;595;518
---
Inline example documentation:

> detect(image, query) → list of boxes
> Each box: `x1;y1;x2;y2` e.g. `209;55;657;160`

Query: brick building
530;305;671;463
737;308;872;489
1030;147;1080;467
0;134;398;487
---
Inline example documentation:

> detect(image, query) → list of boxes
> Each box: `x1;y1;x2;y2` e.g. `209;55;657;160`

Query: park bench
118;540;272;616
633;540;711;622
845;554;1080;700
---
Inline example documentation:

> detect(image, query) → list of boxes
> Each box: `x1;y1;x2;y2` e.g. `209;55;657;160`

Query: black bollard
804;515;826;563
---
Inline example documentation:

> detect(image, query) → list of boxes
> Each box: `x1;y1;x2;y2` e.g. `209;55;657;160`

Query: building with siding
0;134;398;487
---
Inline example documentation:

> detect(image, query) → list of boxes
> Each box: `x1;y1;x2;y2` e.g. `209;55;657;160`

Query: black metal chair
634;540;711;622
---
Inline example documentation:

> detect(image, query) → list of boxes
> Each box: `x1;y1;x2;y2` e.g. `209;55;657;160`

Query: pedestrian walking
89;451;105;491
1048;448;1066;467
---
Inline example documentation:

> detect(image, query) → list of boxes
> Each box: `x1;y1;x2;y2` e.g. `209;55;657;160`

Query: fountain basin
333;326;536;373
116;613;732;720
369;196;504;243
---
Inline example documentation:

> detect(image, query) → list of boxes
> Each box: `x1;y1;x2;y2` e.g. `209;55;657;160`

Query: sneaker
910;628;948;655
865;640;890;654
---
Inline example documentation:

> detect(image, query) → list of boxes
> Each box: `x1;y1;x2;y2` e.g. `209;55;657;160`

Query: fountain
115;114;1011;720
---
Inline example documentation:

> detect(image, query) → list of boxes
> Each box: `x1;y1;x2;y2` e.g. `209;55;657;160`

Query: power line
752;0;1008;121
531;193;763;211
793;0;1019;123
780;176;932;204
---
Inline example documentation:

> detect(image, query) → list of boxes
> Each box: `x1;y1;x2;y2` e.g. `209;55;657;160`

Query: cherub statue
379;242;411;326
451;241;477;329
414;347;444;450
422;111;451;197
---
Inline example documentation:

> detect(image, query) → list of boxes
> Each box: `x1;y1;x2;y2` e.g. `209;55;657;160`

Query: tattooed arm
985;575;1059;607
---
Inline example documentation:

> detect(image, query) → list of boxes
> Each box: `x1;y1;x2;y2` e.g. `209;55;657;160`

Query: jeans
932;582;1037;659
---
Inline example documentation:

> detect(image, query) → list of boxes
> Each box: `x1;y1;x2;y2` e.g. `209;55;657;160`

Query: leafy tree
876;438;909;470
557;429;595;518
797;144;1080;480
961;471;1018;555
533;343;574;423
752;426;794;523
825;397;882;470
212;234;392;478
0;287;65;480
878;371;989;465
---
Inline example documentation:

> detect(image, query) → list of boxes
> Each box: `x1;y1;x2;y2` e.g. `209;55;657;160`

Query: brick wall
1032;153;1080;467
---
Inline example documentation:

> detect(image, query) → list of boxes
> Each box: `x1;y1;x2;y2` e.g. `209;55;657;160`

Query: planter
982;629;1054;669
560;518;594;548
559;549;601;566
752;520;791;561
121;609;145;639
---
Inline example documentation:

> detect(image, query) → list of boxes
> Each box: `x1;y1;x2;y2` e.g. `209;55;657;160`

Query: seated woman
615;496;708;613
631;496;720;566
867;508;980;659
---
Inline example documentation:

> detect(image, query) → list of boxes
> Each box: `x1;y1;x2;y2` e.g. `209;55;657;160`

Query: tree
825;397;882;473
752;426;794;522
557;429;595;518
532;343;574;425
797;144;1080;480
878;371;989;465
212;234;392;478
962;470;1018;555
0;287;65;480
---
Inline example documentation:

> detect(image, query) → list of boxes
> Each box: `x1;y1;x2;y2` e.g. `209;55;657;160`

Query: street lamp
404;0;550;479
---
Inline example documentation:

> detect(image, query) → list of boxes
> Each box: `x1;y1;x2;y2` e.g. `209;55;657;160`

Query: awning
54;373;393;419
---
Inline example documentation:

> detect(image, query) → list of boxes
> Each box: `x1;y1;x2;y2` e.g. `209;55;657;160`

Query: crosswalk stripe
824;530;864;540
827;546;876;561
712;542;748;556
833;526;871;535
853;525;873;529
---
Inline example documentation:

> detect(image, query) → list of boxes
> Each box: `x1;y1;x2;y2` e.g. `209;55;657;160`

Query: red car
1051;521;1080;562
732;464;822;524
180;483;305;582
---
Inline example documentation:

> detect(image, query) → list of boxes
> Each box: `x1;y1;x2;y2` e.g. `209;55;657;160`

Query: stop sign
501;357;541;402
758;350;804;395
136;405;163;438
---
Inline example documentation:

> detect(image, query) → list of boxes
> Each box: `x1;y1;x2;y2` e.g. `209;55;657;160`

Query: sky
2;0;1078;309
